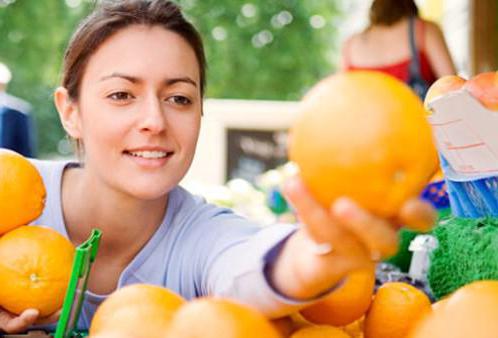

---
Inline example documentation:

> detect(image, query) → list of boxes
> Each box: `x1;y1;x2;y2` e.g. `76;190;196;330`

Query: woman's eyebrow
164;77;198;88
99;72;139;83
99;73;197;88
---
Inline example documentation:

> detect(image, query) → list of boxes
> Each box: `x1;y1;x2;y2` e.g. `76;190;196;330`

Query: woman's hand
269;177;436;300
0;308;61;334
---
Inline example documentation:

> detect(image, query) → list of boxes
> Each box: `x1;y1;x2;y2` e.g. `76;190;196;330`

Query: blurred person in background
0;62;37;157
340;0;456;98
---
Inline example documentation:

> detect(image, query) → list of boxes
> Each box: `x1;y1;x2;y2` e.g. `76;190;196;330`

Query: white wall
182;99;299;186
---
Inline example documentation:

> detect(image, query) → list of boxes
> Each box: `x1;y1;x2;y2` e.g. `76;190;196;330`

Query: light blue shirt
31;160;312;330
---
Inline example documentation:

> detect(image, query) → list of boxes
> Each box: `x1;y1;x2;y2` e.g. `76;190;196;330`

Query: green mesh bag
428;217;498;300
384;209;452;272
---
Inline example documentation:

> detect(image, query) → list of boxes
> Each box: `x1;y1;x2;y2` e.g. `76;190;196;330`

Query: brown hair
369;0;419;26
61;0;206;100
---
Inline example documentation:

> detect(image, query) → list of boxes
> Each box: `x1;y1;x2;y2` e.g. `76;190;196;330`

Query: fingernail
283;176;300;195
370;251;382;261
333;197;357;217
23;309;38;320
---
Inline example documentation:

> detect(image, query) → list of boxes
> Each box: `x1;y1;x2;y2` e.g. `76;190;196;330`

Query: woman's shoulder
171;185;232;217
419;19;443;39
343;31;364;48
30;158;69;171
419;19;447;50
30;158;69;175
29;158;74;191
170;185;258;229
418;18;438;29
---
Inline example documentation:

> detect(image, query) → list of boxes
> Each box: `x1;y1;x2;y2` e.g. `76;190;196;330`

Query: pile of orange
90;284;186;338
0;149;74;317
290;325;350;338
364;282;431;338
86;280;433;337
291;281;431;338
89;285;282;338
289;71;438;218
409;280;498;338
300;268;375;327
88;280;498;338
164;298;282;338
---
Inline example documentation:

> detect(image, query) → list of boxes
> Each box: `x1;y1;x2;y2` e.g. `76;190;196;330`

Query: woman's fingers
283;176;421;260
283;177;345;243
397;198;437;232
0;308;39;333
332;197;399;259
36;309;61;325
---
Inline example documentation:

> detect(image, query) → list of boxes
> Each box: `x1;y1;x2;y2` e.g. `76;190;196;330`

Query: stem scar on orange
0;225;75;317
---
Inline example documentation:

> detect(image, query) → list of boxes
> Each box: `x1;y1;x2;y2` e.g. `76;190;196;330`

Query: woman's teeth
127;150;169;159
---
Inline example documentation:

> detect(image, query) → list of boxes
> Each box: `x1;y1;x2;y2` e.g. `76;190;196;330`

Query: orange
342;318;364;338
289;71;438;218
0;225;74;316
300;268;375;326
90;333;144;338
409;280;498;338
0;149;46;235
290;312;314;332
424;75;466;110
430;296;448;311
272;316;295;338
290;325;351;338
364;282;431;338
90;284;185;338
164;298;282;338
464;71;498;111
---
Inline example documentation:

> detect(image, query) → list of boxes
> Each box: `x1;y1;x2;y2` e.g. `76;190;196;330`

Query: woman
0;0;435;334
341;0;456;89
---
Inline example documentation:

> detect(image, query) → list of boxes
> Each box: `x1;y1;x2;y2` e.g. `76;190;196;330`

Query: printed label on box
428;90;498;176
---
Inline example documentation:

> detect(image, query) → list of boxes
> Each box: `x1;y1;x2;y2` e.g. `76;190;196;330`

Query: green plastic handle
54;229;102;338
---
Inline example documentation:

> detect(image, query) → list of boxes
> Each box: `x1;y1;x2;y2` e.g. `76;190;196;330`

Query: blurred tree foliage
0;0;343;156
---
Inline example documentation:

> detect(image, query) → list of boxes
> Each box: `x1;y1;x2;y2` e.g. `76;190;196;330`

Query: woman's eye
167;95;191;106
108;92;133;101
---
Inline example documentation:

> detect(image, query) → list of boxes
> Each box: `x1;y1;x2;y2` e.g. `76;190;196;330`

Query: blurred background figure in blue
0;62;37;157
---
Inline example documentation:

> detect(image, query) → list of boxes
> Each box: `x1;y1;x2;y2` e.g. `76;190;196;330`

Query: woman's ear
54;87;82;139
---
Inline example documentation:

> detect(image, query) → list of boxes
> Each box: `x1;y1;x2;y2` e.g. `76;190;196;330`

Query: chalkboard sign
226;128;289;183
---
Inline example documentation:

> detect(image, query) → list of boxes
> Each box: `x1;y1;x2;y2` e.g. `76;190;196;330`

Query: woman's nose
138;96;166;133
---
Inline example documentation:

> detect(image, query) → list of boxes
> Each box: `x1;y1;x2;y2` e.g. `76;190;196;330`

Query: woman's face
69;25;202;200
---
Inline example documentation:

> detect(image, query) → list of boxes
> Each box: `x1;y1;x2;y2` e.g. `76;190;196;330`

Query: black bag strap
408;16;423;79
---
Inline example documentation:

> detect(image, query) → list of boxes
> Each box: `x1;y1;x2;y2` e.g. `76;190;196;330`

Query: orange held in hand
463;71;498;111
289;71;438;218
0;226;74;317
90;284;185;338
164;298;282;338
364;282;431;338
0;149;46;235
300;268;375;326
